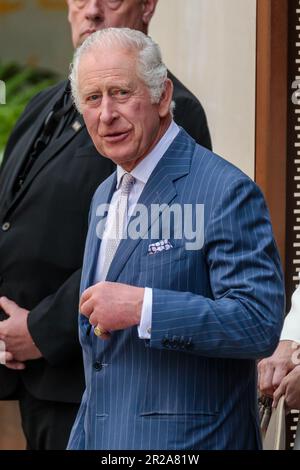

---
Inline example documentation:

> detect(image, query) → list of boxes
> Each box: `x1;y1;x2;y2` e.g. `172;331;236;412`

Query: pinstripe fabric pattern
68;129;284;450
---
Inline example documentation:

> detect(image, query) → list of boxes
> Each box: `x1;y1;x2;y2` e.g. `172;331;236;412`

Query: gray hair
69;27;174;114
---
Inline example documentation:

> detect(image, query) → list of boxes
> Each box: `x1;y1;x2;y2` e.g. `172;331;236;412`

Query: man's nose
85;0;105;23
99;96;118;125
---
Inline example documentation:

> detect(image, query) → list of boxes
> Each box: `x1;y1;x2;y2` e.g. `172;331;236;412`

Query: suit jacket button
93;361;103;371
170;336;179;349
2;222;10;232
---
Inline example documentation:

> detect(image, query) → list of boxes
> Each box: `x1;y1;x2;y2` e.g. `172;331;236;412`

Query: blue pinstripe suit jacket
68;129;284;450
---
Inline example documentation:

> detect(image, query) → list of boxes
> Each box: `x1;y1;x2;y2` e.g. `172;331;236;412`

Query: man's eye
105;0;123;9
87;95;100;102
73;0;88;9
113;89;129;98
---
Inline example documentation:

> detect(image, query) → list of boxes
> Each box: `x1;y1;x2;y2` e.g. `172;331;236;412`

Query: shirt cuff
138;287;153;339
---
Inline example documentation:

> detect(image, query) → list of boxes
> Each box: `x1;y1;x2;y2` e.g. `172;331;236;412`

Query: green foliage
0;62;59;162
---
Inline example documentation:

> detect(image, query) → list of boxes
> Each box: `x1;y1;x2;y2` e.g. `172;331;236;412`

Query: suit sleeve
149;177;284;359
280;283;300;343
27;269;82;367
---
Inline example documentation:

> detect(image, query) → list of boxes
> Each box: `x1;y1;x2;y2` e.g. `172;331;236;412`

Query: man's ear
142;0;158;29
158;79;174;118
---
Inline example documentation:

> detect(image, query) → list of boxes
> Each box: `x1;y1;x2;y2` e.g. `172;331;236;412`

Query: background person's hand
0;349;25;370
0;297;42;365
273;365;300;411
258;340;300;397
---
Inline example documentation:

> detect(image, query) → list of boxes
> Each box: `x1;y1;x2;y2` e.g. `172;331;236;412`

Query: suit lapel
79;172;117;335
81;172;117;292
6;114;85;214
18;115;84;192
106;129;193;282
2;85;65;207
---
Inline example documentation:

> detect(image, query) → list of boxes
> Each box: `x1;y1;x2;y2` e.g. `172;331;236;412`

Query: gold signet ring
94;325;105;337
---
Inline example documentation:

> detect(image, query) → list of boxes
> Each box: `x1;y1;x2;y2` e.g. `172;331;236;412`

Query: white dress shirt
94;120;180;338
280;281;300;343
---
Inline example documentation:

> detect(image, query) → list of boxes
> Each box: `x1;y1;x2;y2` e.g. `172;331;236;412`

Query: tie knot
120;173;135;195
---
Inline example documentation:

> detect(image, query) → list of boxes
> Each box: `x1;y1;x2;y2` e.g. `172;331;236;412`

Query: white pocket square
147;239;173;255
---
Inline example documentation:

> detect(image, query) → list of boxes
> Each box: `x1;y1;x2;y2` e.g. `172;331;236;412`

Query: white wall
0;0;72;76
150;0;257;178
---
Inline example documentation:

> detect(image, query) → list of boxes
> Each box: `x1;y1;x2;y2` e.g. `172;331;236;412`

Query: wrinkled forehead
77;43;141;85
68;0;143;10
79;41;139;70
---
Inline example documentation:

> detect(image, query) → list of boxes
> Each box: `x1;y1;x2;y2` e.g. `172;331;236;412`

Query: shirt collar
116;120;180;189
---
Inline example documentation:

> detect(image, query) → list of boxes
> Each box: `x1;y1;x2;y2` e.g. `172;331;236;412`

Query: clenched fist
80;281;145;339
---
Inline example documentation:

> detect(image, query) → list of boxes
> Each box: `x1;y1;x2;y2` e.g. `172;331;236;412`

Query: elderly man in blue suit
67;28;284;450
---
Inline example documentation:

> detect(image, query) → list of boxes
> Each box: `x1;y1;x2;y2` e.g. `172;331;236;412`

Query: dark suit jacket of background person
0;74;211;405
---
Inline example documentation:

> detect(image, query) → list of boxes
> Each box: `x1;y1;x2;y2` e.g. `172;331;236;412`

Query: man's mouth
102;131;131;143
81;29;97;38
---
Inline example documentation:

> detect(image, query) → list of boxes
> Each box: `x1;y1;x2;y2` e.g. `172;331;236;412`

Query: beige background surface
149;0;257;177
0;402;25;449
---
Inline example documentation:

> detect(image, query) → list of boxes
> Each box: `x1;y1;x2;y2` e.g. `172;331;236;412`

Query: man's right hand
258;340;300;397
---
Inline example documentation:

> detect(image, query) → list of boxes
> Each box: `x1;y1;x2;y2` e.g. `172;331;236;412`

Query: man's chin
79;27;105;45
99;142;133;162
103;153;139;171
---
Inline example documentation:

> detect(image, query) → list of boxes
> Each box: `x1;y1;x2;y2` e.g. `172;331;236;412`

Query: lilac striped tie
102;172;135;279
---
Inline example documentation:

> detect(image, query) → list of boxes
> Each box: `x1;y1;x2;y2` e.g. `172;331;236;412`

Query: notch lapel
5;115;85;214
1;84;65;207
81;172;117;292
79;172;117;334
106;129;193;282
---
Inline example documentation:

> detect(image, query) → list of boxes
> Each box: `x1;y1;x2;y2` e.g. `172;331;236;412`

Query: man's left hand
80;282;145;338
0;296;42;363
273;365;300;411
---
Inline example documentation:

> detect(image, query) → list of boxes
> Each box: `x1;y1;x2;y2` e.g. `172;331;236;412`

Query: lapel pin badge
72;120;82;132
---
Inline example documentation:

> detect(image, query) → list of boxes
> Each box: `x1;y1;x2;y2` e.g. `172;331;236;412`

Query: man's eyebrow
80;79;135;96
81;87;101;96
